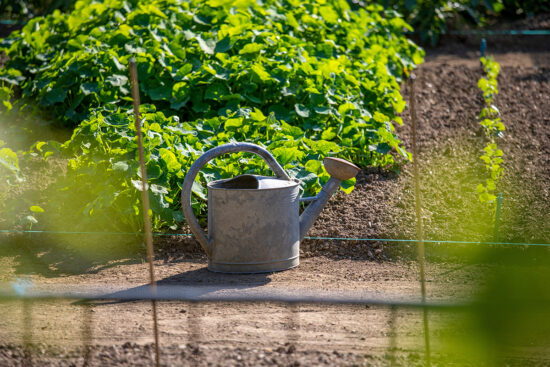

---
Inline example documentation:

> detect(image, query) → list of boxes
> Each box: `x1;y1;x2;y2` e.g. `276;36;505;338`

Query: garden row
0;0;423;233
476;55;504;206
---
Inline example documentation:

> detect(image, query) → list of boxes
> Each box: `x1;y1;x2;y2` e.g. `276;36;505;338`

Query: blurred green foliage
431;247;550;365
0;145;23;193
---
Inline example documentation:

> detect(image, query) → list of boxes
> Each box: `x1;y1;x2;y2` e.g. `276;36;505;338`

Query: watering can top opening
208;174;299;191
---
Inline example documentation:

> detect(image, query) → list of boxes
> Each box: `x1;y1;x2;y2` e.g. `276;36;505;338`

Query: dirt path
0;257;485;366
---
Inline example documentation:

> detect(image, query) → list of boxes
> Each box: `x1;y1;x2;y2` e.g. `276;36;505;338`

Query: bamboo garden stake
129;59;161;367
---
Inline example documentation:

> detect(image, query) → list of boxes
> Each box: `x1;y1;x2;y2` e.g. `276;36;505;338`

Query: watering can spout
299;157;360;240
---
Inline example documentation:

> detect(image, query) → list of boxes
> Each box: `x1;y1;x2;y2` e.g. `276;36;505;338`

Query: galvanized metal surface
181;143;290;261
181;142;359;273
207;175;300;273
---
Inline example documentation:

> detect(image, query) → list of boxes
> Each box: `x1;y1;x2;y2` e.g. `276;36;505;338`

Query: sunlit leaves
477;56;504;206
0;147;20;173
0;0;425;230
30;206;45;213
295;104;310;118
196;36;217;55
239;43;264;54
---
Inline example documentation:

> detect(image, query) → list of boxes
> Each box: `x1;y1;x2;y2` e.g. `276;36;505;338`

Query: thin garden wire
447;29;550;36
0;229;548;247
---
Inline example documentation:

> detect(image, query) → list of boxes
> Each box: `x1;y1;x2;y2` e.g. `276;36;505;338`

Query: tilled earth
1;30;550;366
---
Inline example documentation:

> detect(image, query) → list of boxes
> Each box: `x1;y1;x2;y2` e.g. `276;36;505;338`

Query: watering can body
207;175;300;273
181;142;359;273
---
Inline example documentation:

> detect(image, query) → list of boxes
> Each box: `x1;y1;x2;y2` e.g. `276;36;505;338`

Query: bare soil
1;30;550;366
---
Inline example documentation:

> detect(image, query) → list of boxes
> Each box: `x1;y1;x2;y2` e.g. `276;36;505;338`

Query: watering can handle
181;142;291;256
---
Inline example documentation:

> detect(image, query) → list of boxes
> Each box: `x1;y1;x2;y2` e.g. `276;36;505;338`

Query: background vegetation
357;0;550;44
0;0;422;233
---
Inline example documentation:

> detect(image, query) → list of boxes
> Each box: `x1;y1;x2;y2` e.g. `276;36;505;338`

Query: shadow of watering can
181;142;359;273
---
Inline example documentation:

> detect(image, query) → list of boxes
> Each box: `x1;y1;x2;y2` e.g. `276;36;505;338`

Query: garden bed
1;37;550;365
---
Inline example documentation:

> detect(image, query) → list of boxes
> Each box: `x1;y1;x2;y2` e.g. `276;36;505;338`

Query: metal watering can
181;142;359;273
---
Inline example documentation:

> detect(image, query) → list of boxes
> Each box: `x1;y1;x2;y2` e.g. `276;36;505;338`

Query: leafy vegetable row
476;56;504;205
32;105;353;232
0;0;423;232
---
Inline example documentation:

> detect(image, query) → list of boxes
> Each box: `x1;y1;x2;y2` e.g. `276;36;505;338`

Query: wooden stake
129;59;160;367
388;305;398;367
22;299;32;367
409;73;431;367
81;302;92;367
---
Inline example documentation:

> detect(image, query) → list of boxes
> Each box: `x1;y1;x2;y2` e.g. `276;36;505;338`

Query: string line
0;229;548;247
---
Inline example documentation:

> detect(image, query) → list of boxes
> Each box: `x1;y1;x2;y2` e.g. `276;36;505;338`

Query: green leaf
30;206;44;213
296;169;317;186
295;104;310;118
150;184;169;195
314;106;331;115
81;82;100;95
321;129;336;140
340;178;356;194
159;148;182;172
148;86;172;101
250;64;271;81
404;0;417;11
196;36;216;55
192;180;207;200
273;147;304;166
476;184;486;194
239;43;264;54
106;75;128;87
250;108;266;121
23;216;38;225
0;147;19;172
225;117;243;129
369;143;392;154
45;88;67;104
215;36;232;53
112;161;129;172
305;160;322;173
205;83;229;101
338;102;356;116
319;6;339;24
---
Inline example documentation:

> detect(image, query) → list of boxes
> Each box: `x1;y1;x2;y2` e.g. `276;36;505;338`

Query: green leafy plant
0;145;24;225
476;56;504;205
1;0;424;231
0;0;422;161
41;105;351;232
0;145;22;186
